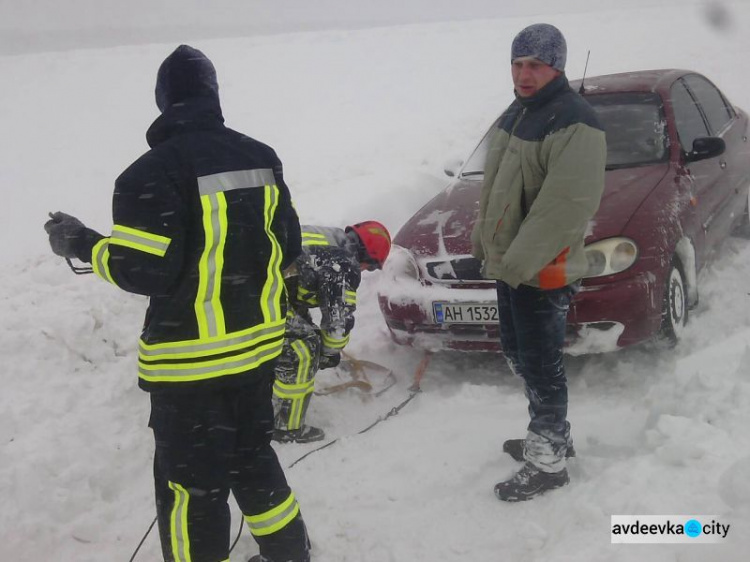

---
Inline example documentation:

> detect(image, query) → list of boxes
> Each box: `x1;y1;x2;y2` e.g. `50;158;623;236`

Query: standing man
44;45;310;562
272;222;391;443
471;24;606;501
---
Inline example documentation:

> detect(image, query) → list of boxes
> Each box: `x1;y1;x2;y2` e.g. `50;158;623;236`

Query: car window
670;80;710;152
586;93;668;169
682;74;735;134
463;93;670;175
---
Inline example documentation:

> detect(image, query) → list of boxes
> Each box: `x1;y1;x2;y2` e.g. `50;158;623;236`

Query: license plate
433;302;498;324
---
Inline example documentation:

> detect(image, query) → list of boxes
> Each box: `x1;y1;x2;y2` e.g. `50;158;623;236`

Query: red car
378;69;750;353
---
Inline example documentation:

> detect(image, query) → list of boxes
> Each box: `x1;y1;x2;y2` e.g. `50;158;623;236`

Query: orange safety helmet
346;221;392;270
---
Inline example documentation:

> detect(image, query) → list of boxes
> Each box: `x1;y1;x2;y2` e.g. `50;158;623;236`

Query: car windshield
587;92;668;169
460;92;668;177
459;122;497;178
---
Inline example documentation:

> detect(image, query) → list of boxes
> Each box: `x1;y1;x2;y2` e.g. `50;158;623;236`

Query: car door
683;74;750;237
670;78;725;263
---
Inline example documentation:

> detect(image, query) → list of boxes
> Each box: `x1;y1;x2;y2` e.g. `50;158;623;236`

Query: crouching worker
44;45;311;562
272;222;391;443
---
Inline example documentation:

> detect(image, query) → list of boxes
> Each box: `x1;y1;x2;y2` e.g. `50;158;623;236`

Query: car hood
590;163;670;240
394;178;481;258
394;163;670;257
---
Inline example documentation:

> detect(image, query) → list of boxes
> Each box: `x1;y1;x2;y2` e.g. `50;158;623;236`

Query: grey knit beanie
511;24;567;72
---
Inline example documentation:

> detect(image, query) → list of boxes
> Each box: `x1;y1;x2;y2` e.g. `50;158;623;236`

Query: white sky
0;0;696;54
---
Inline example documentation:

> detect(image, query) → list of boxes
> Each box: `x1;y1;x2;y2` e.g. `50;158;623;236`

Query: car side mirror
443;158;464;178
685;136;725;163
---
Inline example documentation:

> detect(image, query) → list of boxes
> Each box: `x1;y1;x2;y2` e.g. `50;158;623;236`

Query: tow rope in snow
127;351;432;561
315;351;396;396
289;386;420;469
127;386;417;562
289;351;431;469
127;518;157;562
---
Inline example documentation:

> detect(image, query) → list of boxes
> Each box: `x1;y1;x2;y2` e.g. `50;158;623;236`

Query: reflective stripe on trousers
244;492;301;537
273;339;315;430
168;481;192;562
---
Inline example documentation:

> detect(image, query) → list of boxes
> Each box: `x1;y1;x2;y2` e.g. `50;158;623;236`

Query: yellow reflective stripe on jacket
245;492;300;537
194;168;279;339
139;319;285;360
261;184;284;324
110;224;171;257
302;232;329;246
91;238;115;284
168;481;191;562
344;290;357;305
138;336;283;383
297;286;319;306
321;331;350;349
195;192;228;339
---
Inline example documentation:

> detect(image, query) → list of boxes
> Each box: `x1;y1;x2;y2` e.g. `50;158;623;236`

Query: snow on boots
502;438;576;463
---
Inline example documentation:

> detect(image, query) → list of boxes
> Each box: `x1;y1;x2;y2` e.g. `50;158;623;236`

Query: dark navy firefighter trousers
149;370;310;562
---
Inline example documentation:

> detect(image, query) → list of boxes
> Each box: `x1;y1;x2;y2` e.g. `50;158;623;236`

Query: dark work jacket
289;226;361;353
76;97;302;392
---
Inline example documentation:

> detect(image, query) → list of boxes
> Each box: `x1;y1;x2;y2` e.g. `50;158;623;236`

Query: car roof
570;69;692;96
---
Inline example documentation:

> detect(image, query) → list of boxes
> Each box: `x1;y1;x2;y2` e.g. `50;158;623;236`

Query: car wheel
659;260;688;344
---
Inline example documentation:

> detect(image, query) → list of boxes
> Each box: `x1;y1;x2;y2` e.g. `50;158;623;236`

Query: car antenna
578;50;591;95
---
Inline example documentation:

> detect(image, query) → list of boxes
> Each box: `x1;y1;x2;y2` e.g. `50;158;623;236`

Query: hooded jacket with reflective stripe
470;75;606;289
291;226;361;353
72;97;301;391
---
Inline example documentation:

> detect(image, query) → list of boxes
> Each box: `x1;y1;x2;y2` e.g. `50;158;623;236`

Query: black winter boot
494;462;569;502
503;438;576;463
272;425;326;444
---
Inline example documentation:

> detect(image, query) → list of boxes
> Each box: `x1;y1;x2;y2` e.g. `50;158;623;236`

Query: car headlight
382;245;420;281
583;237;638;278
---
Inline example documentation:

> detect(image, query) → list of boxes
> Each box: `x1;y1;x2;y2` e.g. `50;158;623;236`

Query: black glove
318;352;341;370
44;212;86;258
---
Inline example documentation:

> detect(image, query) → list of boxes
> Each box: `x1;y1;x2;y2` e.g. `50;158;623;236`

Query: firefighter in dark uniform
272;222;391;443
44;45;310;562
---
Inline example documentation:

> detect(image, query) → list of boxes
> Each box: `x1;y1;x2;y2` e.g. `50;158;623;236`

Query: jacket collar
146;97;225;148
515;74;570;111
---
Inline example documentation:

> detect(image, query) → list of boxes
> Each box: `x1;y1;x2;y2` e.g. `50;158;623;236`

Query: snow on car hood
393;179;481;258
393;163;670;258
590;163;671;240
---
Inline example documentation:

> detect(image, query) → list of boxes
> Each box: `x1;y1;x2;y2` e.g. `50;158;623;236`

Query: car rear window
586;93;668;169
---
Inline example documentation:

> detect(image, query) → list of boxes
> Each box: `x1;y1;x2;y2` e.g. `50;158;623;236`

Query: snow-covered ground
2;1;750;561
